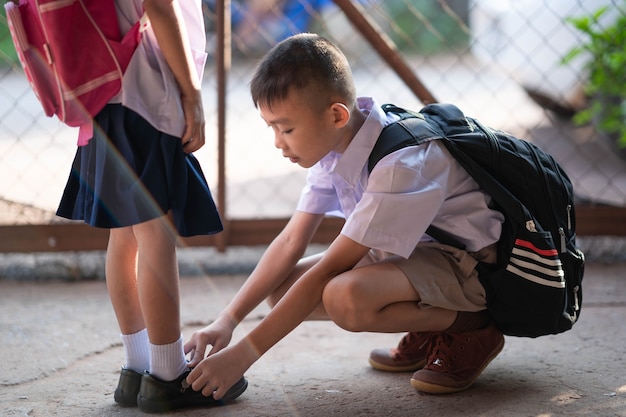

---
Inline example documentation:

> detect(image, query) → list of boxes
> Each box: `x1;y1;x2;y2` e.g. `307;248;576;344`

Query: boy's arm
187;232;370;399
185;211;325;364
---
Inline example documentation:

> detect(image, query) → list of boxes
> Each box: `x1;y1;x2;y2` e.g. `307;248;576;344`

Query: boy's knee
322;280;366;332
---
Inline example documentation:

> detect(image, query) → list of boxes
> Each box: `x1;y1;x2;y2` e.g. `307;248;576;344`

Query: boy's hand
186;341;255;400
184;318;234;368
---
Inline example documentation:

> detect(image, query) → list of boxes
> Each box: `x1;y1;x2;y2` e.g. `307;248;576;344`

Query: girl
56;0;246;412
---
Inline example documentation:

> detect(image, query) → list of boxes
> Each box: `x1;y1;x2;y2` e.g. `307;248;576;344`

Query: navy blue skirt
57;104;223;237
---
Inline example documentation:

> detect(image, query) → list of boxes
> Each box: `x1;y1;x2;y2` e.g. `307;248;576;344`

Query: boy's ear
329;103;350;128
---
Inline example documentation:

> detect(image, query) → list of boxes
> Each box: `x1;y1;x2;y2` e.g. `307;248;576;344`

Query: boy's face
259;89;348;169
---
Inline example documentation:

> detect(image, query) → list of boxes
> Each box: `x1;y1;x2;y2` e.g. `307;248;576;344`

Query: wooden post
215;0;231;252
332;0;438;105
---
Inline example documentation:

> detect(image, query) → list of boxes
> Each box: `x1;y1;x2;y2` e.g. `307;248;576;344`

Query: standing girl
56;0;246;412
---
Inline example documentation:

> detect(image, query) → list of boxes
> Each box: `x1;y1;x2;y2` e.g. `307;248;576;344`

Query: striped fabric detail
506;238;565;288
39;0;76;13
5;5;28;50
63;70;121;100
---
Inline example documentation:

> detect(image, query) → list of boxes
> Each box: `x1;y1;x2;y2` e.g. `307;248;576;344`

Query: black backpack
369;103;585;338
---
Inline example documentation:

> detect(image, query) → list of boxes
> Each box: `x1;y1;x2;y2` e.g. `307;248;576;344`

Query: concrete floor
0;258;624;417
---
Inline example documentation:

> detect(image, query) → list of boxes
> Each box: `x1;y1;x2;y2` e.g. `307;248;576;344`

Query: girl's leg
107;227;150;375
322;262;457;333
132;216;180;343
132;215;186;381
106;226;144;333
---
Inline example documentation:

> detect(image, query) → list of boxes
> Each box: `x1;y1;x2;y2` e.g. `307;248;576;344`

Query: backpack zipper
573;285;580;313
557;177;574;253
567;204;572;231
523;141;568;253
558;227;566;254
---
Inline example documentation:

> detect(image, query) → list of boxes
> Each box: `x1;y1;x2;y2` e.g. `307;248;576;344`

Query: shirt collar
332;97;387;185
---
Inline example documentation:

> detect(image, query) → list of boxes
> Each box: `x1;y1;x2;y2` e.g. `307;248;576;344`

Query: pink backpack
4;0;148;144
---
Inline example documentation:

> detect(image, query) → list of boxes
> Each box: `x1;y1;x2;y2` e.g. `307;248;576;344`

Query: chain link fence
1;0;625;251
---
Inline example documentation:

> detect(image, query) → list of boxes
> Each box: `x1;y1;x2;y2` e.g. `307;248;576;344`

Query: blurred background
1;0;625;256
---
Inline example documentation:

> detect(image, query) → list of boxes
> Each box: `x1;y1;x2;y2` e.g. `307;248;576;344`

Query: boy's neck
346;107;368;142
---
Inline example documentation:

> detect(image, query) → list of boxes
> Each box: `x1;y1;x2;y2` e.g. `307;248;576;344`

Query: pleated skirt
56;104;223;237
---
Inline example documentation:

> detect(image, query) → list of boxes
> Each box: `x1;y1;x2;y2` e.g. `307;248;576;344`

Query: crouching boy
184;33;505;398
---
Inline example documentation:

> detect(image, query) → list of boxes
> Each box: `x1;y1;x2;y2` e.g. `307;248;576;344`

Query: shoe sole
114;392;138;407
368;357;427;373
138;376;248;413
409;337;505;394
222;377;249;402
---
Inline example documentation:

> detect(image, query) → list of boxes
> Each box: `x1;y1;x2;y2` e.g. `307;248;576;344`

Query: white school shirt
296;97;504;260
112;0;208;138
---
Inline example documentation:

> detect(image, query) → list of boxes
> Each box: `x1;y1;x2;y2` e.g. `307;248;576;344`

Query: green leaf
592;6;609;21
561;46;583;64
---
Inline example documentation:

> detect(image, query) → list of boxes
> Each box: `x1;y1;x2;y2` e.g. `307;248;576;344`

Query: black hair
250;33;356;113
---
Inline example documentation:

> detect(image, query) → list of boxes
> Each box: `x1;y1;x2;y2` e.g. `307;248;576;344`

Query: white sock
120;328;150;373
149;335;188;381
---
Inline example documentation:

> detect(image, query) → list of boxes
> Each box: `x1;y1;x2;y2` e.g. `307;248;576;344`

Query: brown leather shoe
410;323;504;394
369;332;435;372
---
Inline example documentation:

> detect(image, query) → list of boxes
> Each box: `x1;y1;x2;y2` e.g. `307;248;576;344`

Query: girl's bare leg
106;226;144;334
132;216;181;345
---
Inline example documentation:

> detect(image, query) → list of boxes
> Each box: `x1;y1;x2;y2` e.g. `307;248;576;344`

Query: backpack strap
371;103;530;249
436;117;529;227
369;119;435;172
370;106;465;249
420;103;529;226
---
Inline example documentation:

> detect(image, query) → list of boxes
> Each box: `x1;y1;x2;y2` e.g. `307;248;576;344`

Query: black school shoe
114;368;143;406
137;370;248;413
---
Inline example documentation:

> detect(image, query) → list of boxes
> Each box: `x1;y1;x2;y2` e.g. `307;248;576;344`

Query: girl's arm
143;0;204;152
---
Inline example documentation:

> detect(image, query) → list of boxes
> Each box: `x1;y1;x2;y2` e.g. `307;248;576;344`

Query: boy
184;33;505;398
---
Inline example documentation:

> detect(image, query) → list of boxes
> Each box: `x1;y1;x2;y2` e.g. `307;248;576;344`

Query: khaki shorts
389;242;497;312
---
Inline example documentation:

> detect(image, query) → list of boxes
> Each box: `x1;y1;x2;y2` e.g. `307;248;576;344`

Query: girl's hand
184;315;234;368
143;0;205;154
180;90;205;154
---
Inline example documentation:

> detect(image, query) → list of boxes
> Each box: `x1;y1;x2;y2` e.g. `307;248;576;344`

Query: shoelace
396;331;438;356
427;333;462;369
398;332;419;349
